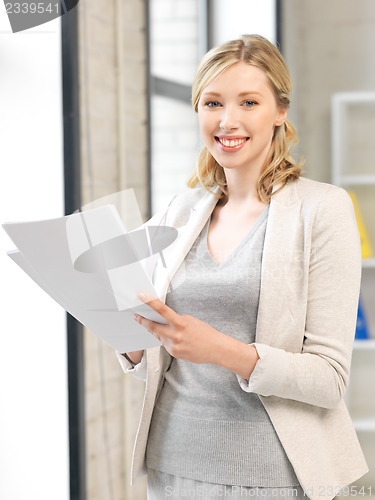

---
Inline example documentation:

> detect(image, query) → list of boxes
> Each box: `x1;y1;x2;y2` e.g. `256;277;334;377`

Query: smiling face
197;61;287;176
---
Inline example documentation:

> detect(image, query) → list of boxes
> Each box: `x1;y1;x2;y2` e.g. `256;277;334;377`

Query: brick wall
78;0;148;498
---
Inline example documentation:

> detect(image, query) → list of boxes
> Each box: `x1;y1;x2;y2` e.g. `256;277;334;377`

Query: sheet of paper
3;205;167;352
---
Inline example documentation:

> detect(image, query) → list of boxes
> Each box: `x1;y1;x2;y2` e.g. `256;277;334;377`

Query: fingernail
133;314;139;322
138;292;147;301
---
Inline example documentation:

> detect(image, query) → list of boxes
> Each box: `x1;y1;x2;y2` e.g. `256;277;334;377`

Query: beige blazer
117;176;368;500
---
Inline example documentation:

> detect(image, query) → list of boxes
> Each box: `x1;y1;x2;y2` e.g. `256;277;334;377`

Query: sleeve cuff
116;350;147;381
236;343;288;395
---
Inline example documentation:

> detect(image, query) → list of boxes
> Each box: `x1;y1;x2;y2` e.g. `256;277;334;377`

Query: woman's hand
134;292;222;364
134;292;259;379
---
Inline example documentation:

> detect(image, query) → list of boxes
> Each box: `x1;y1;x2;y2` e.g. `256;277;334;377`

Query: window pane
151;95;200;213
150;0;199;85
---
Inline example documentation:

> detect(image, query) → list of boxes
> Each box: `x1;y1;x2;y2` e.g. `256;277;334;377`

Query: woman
117;35;368;499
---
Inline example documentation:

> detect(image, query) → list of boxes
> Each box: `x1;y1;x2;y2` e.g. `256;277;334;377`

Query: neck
222;165;264;207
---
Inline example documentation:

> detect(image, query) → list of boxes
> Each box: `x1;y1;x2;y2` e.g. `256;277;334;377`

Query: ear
275;108;288;127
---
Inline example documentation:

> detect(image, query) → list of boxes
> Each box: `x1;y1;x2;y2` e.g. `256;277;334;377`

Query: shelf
353;339;375;350
336;175;375;185
352;418;375;432
331;92;375;188
362;258;375;268
332;92;375;104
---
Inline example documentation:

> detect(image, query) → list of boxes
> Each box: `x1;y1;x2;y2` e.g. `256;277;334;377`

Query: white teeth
219;138;246;147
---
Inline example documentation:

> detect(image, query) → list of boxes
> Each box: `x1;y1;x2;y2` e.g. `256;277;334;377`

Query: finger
134;313;166;338
138;292;177;323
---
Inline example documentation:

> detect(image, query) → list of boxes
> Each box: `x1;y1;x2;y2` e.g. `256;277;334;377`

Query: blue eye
243;100;257;107
205;101;221;108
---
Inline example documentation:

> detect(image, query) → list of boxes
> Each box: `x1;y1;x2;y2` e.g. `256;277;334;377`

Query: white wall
0;12;69;500
150;0;276;214
210;0;276;47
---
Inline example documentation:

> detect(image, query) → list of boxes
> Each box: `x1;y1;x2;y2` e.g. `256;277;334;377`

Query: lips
215;136;249;152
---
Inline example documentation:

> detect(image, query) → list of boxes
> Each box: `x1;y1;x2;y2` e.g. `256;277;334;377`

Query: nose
219;105;239;131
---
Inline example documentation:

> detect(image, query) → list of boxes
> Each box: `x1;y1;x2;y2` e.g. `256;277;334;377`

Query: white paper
3;205;168;352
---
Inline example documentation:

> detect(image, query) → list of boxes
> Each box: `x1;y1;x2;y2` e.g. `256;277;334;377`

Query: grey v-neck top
146;205;299;487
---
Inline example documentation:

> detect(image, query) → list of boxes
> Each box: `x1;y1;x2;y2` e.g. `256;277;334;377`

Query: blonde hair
187;34;303;203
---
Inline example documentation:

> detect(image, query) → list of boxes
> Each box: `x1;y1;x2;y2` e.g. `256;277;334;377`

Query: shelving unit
354;339;375;350
332;91;375;185
353;419;375;433
362;258;375;269
332;92;375;488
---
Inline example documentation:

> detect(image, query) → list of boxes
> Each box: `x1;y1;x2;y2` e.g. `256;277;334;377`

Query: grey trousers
147;468;306;500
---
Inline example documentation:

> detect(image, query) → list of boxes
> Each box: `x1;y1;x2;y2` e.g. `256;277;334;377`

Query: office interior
1;1;375;499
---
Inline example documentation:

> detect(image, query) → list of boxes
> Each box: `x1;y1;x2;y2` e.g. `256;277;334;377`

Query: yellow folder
348;191;373;259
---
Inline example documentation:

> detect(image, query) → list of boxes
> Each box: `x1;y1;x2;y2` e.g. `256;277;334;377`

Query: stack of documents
3;203;177;352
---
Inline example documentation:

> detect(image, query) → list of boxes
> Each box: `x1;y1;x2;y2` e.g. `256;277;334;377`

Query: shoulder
278;176;354;214
163;186;218;227
289;178;358;247
296;176;350;200
170;186;213;208
272;177;358;242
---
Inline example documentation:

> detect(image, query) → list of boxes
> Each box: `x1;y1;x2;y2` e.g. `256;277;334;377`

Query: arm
132;187;361;408
202;332;260;380
133;293;260;380
237;187;362;408
134;188;361;408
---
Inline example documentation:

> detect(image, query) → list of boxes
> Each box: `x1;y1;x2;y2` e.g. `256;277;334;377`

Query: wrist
214;335;259;379
123;350;144;366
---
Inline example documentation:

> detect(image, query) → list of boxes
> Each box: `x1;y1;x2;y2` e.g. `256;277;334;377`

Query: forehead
202;61;272;96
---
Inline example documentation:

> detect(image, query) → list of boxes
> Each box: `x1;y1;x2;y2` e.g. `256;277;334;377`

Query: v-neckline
204;204;269;269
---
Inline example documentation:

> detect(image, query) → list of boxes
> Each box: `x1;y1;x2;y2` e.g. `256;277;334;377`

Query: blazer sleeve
237;187;362;409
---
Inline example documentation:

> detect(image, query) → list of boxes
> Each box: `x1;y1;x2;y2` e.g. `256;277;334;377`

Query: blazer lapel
148;188;220;377
153;188;220;302
255;180;302;347
152;181;303;349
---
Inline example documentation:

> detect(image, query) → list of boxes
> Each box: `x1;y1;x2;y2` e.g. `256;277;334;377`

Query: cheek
255;113;277;135
198;113;212;138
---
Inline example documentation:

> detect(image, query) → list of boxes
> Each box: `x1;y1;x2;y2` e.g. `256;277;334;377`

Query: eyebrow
201;91;263;98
